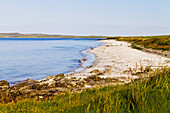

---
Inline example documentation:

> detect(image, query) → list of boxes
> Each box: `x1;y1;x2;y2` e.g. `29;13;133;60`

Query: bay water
0;38;103;83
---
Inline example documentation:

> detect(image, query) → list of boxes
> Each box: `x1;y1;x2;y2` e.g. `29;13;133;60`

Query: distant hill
0;33;106;38
0;33;70;38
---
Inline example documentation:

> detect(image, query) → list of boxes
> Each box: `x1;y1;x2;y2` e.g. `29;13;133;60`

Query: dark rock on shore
0;67;148;104
0;80;9;91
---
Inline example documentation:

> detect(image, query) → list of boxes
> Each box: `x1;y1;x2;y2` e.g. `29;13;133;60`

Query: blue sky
0;0;170;36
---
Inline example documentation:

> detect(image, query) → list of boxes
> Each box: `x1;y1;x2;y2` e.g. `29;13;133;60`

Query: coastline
67;42;104;74
8;39;170;84
70;39;170;83
0;39;170;103
60;40;104;75
0;38;103;84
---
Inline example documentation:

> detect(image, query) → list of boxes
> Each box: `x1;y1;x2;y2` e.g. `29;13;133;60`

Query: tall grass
0;68;169;113
107;35;170;50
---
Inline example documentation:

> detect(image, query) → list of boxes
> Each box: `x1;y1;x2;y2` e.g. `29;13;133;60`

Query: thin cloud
0;24;4;26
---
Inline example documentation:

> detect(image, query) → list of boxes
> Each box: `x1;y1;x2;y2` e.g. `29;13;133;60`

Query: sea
0;38;103;83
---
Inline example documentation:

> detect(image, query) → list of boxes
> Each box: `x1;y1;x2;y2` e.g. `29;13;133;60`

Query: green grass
0;68;169;113
107;35;170;51
131;44;143;50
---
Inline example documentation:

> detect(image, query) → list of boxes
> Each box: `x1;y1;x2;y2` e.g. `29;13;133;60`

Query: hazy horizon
0;0;170;36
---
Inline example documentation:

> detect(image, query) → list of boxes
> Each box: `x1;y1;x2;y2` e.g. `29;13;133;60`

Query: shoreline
0;39;170;103
8;46;97;86
0;38;104;85
6;39;170;85
70;39;170;82
69;39;170;78
51;40;104;77
67;42;104;75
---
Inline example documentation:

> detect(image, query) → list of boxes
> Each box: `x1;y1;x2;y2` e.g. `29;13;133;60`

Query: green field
0;68;169;113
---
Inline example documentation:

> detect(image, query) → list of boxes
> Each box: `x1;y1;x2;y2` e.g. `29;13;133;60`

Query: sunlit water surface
0;38;103;83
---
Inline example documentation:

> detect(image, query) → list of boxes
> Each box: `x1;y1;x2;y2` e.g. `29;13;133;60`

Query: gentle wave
0;38;103;83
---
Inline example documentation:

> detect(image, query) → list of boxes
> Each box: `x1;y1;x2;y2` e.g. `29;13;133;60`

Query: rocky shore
0;39;170;103
0;66;160;103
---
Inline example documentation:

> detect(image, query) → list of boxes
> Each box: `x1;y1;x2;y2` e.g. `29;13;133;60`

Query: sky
0;0;170;36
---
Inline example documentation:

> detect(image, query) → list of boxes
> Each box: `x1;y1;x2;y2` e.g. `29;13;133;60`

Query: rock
65;74;71;77
24;79;36;82
70;82;77;87
144;66;152;73
71;77;76;80
55;81;66;87
0;80;10;91
105;77;112;83
104;69;112;74
79;80;87;87
55;74;65;80
10;89;21;97
81;79;86;83
87;79;95;86
39;96;44;99
29;92;37;98
84;85;92;88
88;75;101;81
134;70;143;75
90;69;101;74
41;75;54;82
19;89;32;95
48;79;56;87
48;89;57;93
122;70;131;74
31;84;43;90
83;58;87;61
0;80;9;86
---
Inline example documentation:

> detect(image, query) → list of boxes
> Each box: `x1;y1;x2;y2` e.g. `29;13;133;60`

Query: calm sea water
0;38;103;83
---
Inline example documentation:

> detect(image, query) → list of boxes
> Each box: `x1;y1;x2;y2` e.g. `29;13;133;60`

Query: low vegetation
107;35;170;51
0;68;169;113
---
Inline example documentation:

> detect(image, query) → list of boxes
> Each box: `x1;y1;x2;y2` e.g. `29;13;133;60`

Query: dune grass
107;35;170;51
0;68;169;113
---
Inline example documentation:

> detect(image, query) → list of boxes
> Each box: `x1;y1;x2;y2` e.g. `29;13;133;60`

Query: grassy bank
0;68;169;113
107;35;170;51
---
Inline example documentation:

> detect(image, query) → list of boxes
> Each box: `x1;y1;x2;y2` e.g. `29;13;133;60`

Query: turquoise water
0;38;103;83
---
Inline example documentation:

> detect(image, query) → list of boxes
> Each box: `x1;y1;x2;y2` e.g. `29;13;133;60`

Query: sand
70;40;170;83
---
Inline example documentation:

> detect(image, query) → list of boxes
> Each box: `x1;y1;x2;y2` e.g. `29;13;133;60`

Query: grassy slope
107;35;170;51
0;68;169;113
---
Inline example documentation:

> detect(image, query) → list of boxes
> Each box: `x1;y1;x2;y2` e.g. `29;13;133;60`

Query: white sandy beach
70;40;170;83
